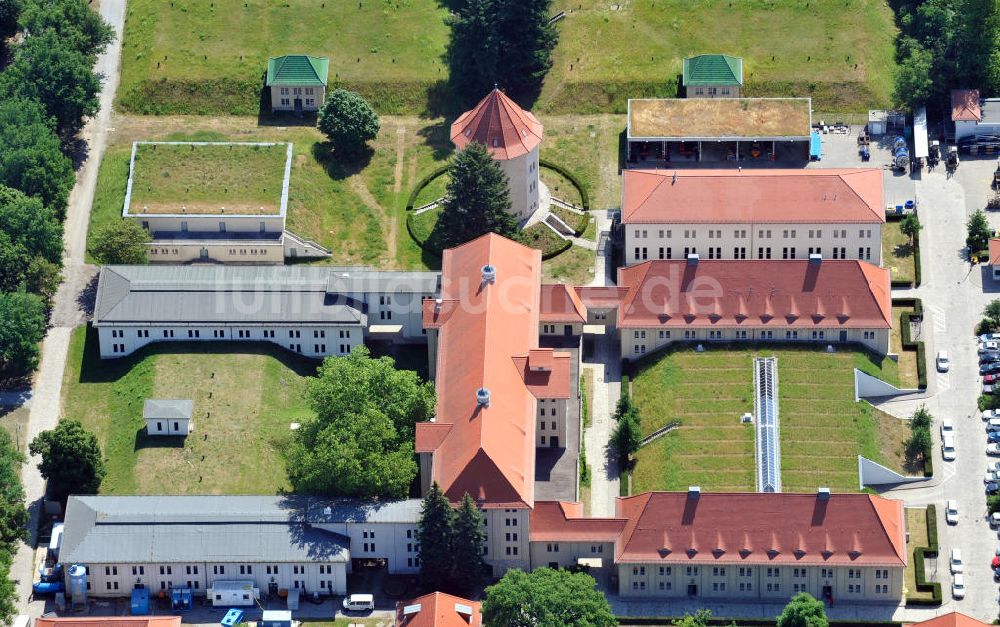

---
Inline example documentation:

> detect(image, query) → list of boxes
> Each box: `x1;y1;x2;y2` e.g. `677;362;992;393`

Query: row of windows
278;87;316;95
278;98;316;106
632;228;876;240
538;420;558;430
633;247;873;261
149;248;180;255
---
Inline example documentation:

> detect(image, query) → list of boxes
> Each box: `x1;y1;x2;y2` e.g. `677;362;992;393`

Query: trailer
913;106;928;169
208;580;258;607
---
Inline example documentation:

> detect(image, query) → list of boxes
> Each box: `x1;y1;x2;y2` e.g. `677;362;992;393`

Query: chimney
809;253;822;265
476;387;491;407
481;264;497;284
688;486;701;499
434;297;442;312
817;487;831;500
686;253;700;266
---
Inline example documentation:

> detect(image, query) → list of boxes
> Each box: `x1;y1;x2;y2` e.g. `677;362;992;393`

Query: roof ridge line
837;170;882;222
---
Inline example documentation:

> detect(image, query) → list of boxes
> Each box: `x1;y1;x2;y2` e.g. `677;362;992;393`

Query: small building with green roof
266;55;329;114
682;54;743;98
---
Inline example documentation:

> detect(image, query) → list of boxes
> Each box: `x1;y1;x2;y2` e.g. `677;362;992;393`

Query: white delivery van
342;593;375;612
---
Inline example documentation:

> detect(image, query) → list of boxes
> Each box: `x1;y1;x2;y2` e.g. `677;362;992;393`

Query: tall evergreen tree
447;0;497;105
493;0;558;98
433;141;517;250
416;482;456;592
451;492;487;593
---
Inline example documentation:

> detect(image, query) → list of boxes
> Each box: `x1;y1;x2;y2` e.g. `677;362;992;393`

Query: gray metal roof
326;270;440;294
61;495;421;565
981;99;1000;124
143;399;193;420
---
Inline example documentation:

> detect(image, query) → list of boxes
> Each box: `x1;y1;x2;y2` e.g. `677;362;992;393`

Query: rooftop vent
809;253;822;264
481;264;497;284
687;253;700;265
818;487;831;500
688;486;701;499
434;297;443;312
476;387;491;407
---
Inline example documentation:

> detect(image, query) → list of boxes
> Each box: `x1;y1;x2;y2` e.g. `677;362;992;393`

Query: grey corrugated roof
326;271;440;294
62;495;419;565
94;266;365;325
143;399;193;420
981;99;1000;123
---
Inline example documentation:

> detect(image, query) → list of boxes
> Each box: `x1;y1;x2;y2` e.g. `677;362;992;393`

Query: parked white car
942;434;957;460
946;500;959;524
950;548;964;573
981;341;1000;353
989;443;1000;456
990;512;1000;528
980;333;1000;342
952;573;966;599
987;418;1000;432
940;418;955;437
989;461;1000;473
985;409;1000;421
936;350;951;372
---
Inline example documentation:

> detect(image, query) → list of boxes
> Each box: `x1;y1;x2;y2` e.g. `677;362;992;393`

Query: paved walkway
13;0;127;615
582;331;621;517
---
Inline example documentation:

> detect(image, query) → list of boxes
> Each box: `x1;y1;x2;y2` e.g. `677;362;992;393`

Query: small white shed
143;399;193;436
208;580;258;607
261;610;292;627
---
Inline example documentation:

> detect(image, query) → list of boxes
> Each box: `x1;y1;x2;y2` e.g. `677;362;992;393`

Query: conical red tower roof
450;88;544;160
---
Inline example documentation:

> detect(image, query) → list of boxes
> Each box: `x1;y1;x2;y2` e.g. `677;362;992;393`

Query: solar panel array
753;357;781;493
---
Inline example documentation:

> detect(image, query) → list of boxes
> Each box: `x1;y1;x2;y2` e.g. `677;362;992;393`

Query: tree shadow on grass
310;141;373;181
415;120;454;162
893;242;914;259
76;324;319;385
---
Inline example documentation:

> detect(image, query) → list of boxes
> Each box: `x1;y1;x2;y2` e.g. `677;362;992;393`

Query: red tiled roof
540;284;587;323
952;89;982;122
575;286;628;309
395;591;482;627
622;169;884;224
615;492;906;566
450;89;544;160
512;350;572;399
420;233;545;507
905;612;991;627
989;238;1000;265
616;259;891;330
36;620;181;627
530;501;628;542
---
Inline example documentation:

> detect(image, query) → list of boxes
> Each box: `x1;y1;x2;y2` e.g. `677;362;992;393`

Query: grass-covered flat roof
126;142;291;216
628;98;812;140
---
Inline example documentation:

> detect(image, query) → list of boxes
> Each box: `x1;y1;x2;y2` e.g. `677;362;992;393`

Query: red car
986;374;1000;384
992;555;999;569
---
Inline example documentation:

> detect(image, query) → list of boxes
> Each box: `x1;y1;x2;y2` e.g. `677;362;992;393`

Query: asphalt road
12;0;127;616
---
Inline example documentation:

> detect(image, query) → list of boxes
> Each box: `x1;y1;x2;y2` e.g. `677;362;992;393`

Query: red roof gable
615;492;906;566
622;169;885;224
530;501;628;542
540;284;587;323
420;233;543;507
989;238;1000;265
396;591;482;627
905;612;992;627
616;259;891;330
450;89;544;160
512;350;572;399
952;89;982;122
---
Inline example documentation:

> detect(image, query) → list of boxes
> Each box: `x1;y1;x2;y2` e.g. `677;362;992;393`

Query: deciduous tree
0;185;63;293
0;97;75;213
0;291;46;376
18;0;114;59
89;220;150;265
0;0;21;40
776;592;829;627
434;141;517;249
967;209;991;254
416;482;455;592
317;89;380;157
482;568;616;627
900;213;921;246
1;31;102;137
30;420;106;501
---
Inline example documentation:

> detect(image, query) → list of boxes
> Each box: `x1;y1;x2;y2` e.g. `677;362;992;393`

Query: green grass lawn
540;0;898;114
0;405;30;460
891;305;920;388
128;142;288;214
61;326;317;495
117;0;450;115
903;507;933;602
117;0;896;116
631;345;900;494
884;220;916;285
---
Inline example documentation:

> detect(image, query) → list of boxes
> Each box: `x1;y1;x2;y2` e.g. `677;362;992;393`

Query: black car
988;481;1000;494
982;362;1000;376
982;352;1000;365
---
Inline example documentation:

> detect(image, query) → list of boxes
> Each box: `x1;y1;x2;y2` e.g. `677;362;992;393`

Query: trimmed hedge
909;503;941;606
539;159;590;210
619;619;902;626
405;212;440;256
405;165;449;211
894;297;927;389
620;374;630;400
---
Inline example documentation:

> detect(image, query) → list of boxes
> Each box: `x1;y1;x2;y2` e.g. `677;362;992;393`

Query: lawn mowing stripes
753;356;781;493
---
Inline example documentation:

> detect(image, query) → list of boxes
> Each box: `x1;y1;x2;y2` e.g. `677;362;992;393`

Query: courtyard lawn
128;142;288;214
884;220;917;285
540;0;898;114
61;326;317;495
117;0;450;115
891;305;920;388
904;507;933;602
630;345;900;494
